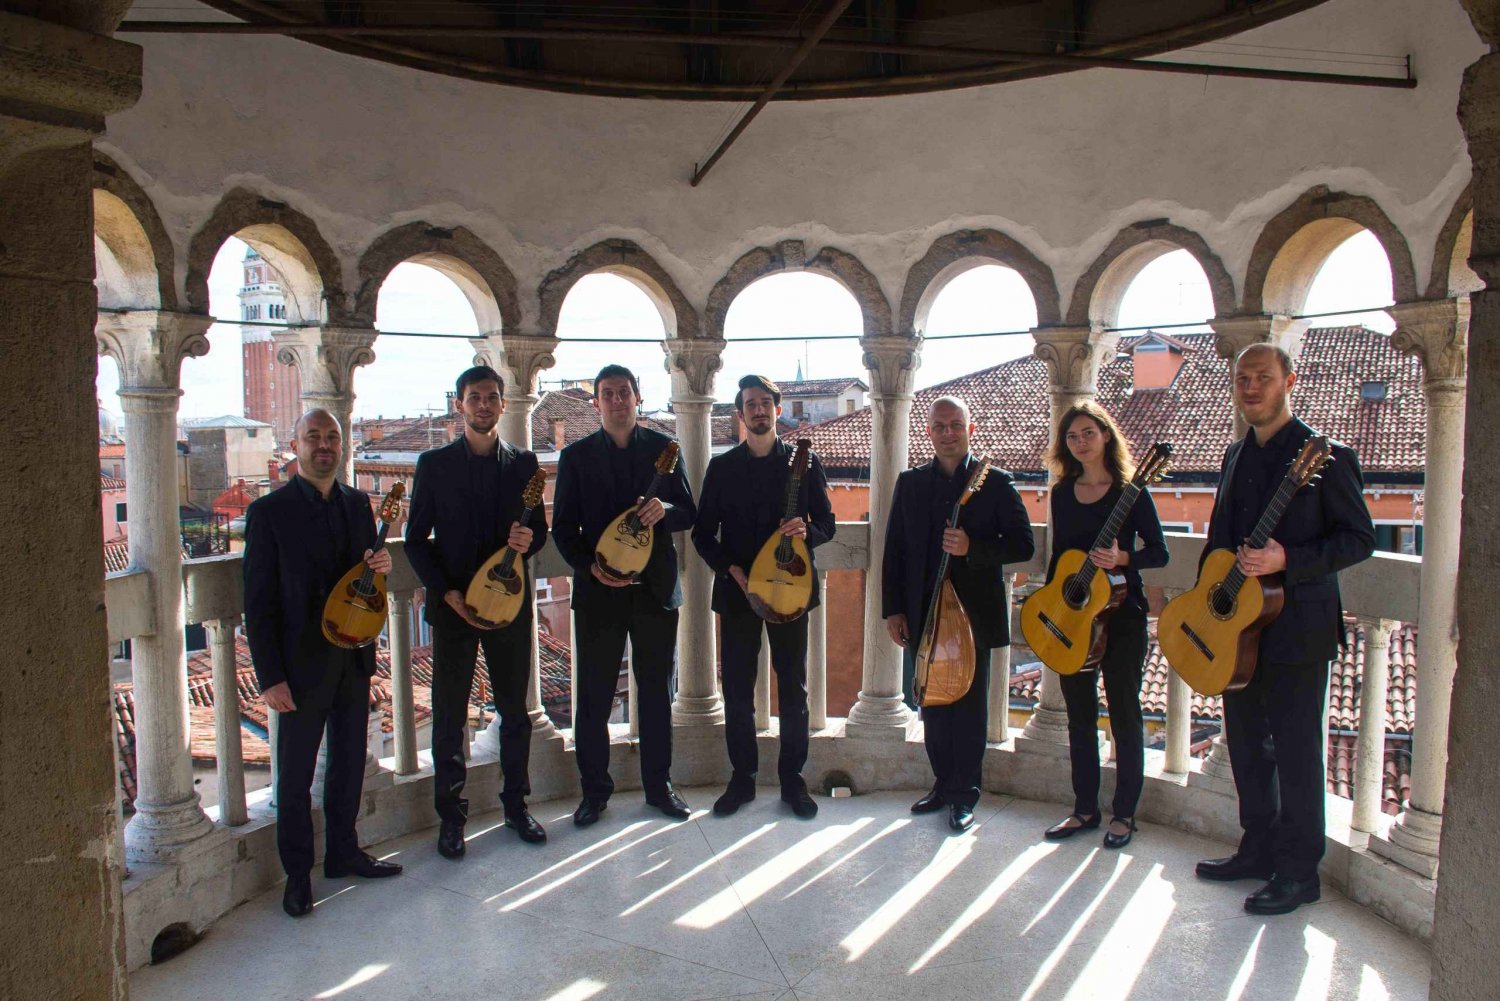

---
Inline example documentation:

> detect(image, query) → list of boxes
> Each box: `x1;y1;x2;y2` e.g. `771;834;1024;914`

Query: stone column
665;338;726;726
1352;617;1395;835
847;335;922;736
1016;326;1117;755
274;325;377;484
1370;298;1469;875
97;310;220;860
204;618;248;826
386;590;420;775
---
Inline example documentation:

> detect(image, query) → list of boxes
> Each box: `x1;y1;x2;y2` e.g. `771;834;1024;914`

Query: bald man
244;410;403;918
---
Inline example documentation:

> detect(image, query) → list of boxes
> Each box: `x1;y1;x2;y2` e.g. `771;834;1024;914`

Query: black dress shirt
1047;479;1169;615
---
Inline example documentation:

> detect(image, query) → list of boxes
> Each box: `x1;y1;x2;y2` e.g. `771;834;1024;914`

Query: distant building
777;377;868;424
238;246;301;448
180;415;275;510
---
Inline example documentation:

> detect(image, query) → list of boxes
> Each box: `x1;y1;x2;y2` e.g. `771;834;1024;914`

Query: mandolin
465;468;547;628
913;457;992;708
746;439;815;623
1159;436;1334;696
321;483;405;649
594;441;681;583
1020;443;1173;676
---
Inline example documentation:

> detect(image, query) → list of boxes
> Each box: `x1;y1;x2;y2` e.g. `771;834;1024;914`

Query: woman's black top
1047;478;1169;616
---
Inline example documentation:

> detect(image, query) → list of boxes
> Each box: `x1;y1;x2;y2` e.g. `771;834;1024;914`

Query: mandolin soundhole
777;555;807;575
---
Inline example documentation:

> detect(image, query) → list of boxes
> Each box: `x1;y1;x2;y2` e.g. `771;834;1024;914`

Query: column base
671;694;726;727
471;715;501;761
364;711;393;789
1014;705;1071;758
1187;736;1238;797
845;693;915;739
124;796;218;864
1369;806;1442;879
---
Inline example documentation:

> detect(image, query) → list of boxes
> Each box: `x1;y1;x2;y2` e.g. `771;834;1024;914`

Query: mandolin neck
498;502;538;574
626;471;669;533
775;460;806;562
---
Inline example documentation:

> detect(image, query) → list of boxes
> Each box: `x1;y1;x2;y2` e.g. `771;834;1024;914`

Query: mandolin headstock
377;483;406;526
958;457;992;506
522;468;547;508
1289;435;1334;488
1133;442;1173;487
656;441;681;475
790;438;811;477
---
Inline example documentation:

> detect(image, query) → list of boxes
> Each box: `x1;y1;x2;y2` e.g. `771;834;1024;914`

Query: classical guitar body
1158;548;1285;696
1019;548;1126;676
595;507;654;583
465;551;530;628
323;565;389;649
913;580;977;708
747;534;814;623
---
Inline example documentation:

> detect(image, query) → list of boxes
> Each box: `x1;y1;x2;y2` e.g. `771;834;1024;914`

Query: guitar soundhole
1062;575;1089;610
1208;583;1236;620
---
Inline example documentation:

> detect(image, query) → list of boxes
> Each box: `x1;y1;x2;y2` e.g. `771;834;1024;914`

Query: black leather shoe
505;809;547;844
948;803;975;832
1044;813;1101;840
645;785;691;820
573;797;607;827
1196;853;1275;882
911;787;944;814
437;820;466;859
713;781;757;816
1244;875;1321;915
782;784;819;819
282;874;312;917
324;851;403;879
1103;817;1137;850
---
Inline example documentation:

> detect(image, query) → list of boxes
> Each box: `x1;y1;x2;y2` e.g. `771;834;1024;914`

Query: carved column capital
664;338;725;402
860;334;922;399
275;325;377;399
496;332;561;397
1030;325;1118;395
1389;298;1469;383
96;310;213;391
1208;314;1309;365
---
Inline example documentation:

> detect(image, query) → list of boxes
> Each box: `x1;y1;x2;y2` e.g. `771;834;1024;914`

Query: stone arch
91;151;176;311
1427;186;1481;297
898;229;1061;336
353;223;520;333
1242;186;1418;315
538;238;698;340
704;240;893;341
186;188;346;325
1066;220;1235;327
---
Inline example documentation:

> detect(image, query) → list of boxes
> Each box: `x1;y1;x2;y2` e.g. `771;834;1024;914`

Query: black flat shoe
1103;817;1137;850
713;780;756;816
1244;875;1320;915
505;809;547;844
645;785;691;819
573;797;607;827
911;787;944;814
1196;853;1275;882
282;874;312;917
1044;813;1101;840
782;784;819;819
948;803;975;832
437;820;466;859
324;851;402;879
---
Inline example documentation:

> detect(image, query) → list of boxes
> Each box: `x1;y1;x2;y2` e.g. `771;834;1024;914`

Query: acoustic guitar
913;457;992;708
465;468;547;628
1020;443;1173;676
321;483;405;649
746;438;815;623
1159;436;1334;696
594;441;681;583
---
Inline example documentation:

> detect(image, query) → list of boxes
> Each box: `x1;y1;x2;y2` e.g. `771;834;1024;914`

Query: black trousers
1223;657;1331;881
275;659;369;877
573;586;678;801
719;607;810;788
920;647;991;809
430;620;533;824
1059;609;1147;821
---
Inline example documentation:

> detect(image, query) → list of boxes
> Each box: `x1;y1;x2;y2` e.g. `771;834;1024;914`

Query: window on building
1160;521;1194;534
115;502;127;522
792;401;804;418
1374;523;1423;556
845;400;854;414
1360;381;1389;402
246;428;258;438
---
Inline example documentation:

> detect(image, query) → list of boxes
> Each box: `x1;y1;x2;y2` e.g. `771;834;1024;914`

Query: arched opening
1299;229;1397;333
93;190;161;312
553;272;673;409
918;263;1040;390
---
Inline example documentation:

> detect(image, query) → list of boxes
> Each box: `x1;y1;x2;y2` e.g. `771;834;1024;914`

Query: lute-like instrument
321;483;405;649
913;457;992;708
465;468;547;628
746;439;816;623
594;441;681;583
1020;443;1173;676
1159;436;1334;695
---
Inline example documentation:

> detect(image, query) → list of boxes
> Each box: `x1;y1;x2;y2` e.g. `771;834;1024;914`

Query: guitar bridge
1037;611;1073;649
1179;622;1214;661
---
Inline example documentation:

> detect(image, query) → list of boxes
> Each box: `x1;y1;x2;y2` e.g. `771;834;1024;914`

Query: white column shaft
206;619;247;826
387;591;419;775
809;574;828;731
669;396;724;724
1353;618;1395;834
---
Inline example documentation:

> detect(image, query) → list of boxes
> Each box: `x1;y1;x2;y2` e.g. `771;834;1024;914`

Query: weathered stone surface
899;228;1062;334
352;221;519;332
705;243;892;340
1065;219;1236;325
538;238;699;340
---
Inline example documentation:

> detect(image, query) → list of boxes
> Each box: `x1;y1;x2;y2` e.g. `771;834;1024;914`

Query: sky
96;230;1396;424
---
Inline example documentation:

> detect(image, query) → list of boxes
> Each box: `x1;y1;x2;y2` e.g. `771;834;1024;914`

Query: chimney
366;424;383;443
446;390;458;413
1129;333;1187;392
267;459;280;484
551;418;566;451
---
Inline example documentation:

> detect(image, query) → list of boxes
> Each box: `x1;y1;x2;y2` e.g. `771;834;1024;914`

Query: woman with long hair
1041;401;1168;848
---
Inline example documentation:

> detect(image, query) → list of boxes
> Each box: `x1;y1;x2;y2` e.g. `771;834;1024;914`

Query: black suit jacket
552;426;697;611
1203;417;1376;664
403;437;548;630
692;439;837;616
882;458;1035;649
243;477;378;704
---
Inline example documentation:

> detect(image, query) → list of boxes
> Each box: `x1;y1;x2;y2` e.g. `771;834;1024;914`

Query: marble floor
132;789;1430;1001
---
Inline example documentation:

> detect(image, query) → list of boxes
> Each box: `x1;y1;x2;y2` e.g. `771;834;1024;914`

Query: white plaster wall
106;0;1482;323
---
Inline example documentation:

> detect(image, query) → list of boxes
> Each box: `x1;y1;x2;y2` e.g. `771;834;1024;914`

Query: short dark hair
593;364;641;399
1235;342;1294;377
735;374;782;411
455;365;504;399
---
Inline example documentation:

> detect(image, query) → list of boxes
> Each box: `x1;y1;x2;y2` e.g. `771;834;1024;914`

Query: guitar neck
1222;465;1302;598
1071;481;1139;589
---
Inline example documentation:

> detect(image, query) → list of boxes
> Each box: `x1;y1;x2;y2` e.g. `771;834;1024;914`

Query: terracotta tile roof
1328;733;1412;815
778;377;867;397
356;414;461;454
103;539;130;574
793;327;1423;479
101;471;127;491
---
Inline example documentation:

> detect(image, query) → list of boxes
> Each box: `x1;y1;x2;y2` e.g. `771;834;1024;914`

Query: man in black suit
1195;343;1375;915
692;375;835;820
243;409;403;918
882;397;1035;832
552;364;697;826
404;366;550;857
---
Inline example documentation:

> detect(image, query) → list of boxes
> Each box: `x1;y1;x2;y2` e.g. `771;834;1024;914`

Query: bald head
294;408;341;438
293;408;343;486
929;396;971;425
927;396;974;468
